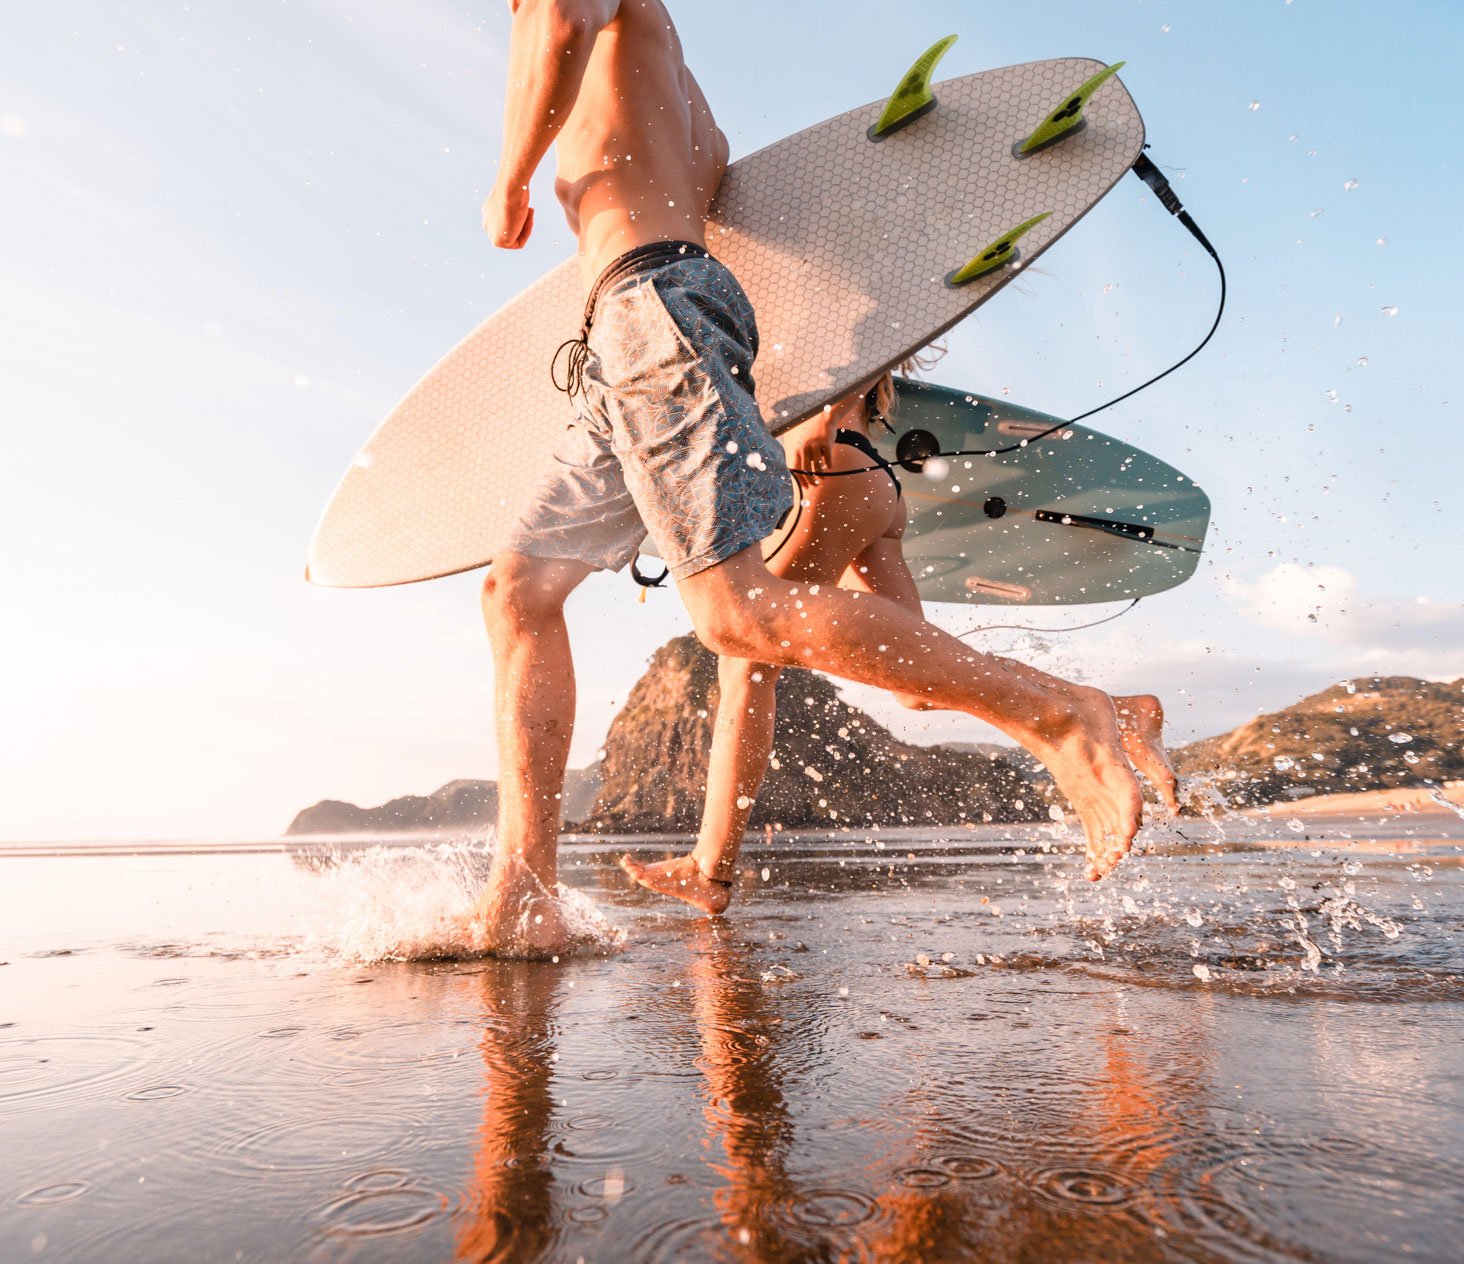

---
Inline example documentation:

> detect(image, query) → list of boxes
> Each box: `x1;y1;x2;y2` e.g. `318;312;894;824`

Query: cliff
581;636;1044;832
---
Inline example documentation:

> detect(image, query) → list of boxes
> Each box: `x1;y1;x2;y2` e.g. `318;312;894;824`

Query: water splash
296;839;624;963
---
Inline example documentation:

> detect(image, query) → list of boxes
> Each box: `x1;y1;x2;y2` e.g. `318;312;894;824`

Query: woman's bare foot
471;855;573;959
1020;685;1145;882
619;853;734;915
1114;694;1181;815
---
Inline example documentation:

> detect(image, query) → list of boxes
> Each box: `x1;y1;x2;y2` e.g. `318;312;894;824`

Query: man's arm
484;0;620;249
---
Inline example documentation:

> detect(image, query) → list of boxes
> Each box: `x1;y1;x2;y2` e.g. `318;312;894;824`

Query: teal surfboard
640;380;1209;605
871;379;1209;605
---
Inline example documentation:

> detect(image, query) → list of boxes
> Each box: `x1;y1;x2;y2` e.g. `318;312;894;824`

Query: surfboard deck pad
309;58;1145;588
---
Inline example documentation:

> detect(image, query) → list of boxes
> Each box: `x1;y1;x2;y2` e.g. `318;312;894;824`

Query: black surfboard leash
790;150;1226;479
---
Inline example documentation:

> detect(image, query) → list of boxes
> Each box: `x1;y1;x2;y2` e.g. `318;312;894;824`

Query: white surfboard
308;55;1145;588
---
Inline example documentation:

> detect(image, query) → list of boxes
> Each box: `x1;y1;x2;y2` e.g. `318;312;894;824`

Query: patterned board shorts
503;249;794;581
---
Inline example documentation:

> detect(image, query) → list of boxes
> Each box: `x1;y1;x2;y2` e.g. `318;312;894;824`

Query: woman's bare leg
622;454;899;911
619;657;783;914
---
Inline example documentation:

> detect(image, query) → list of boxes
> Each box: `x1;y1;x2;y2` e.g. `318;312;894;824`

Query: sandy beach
4;815;1461;1262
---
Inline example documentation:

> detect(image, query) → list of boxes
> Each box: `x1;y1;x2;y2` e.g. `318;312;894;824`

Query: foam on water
295;837;625;963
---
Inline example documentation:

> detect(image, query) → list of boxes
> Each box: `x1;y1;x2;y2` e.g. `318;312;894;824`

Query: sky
1;0;1461;842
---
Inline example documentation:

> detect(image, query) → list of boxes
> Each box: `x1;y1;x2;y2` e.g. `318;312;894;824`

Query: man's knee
690;602;775;661
481;554;570;631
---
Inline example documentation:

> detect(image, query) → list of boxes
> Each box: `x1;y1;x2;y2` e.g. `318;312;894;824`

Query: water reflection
457;963;565;1262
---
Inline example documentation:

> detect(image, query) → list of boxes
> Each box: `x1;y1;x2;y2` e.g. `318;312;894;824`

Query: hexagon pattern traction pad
308;58;1145;588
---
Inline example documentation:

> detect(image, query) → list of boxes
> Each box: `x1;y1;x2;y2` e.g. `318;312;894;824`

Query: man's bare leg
620;656;782;914
678;548;1144;881
473;552;593;955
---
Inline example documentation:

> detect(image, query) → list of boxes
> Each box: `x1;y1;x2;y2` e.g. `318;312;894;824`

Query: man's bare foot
1023;685;1144;882
619;853;733;915
471;855;573;959
1115;694;1181;815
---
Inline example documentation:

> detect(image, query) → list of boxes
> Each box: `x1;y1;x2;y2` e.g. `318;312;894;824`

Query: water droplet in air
1355;356;1368;367
736;795;751;810
1376;237;1387;247
1248;100;1261;112
1343;178;1359;191
1403;751;1420;765
1333;315;1343;327
1342;859;1362;875
1381;305;1399;317
1192;964;1212;982
1273;755;1295;771
1389;732;1413;744
1287;818;1306;833
1309;207;1324;218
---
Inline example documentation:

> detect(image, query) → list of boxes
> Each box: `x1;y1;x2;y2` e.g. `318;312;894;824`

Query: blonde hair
871;342;947;429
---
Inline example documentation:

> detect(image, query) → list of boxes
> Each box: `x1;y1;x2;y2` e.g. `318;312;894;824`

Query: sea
2;809;1462;1262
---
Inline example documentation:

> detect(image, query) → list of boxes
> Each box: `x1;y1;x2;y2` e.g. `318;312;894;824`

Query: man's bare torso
551;0;728;288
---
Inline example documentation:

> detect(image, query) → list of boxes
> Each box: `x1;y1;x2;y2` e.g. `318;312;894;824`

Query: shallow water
3;817;1462;1262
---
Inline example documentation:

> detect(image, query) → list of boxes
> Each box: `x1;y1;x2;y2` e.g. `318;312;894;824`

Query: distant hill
1173;675;1462;806
286;768;600;836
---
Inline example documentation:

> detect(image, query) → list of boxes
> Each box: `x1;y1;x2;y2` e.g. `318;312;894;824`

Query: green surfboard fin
944;212;1052;287
867;35;958;140
1013;61;1125;157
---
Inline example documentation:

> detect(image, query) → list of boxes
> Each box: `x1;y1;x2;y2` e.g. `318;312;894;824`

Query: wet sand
3;816;1462;1262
